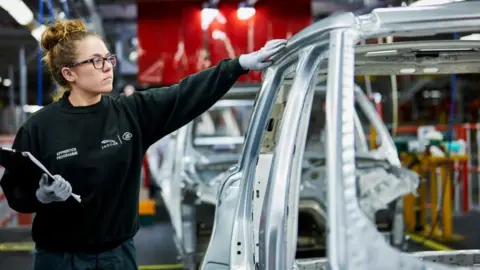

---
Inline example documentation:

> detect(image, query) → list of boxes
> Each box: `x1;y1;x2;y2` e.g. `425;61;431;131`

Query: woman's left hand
239;39;287;71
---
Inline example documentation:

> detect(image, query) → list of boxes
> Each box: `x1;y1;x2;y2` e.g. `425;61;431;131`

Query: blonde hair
40;19;97;102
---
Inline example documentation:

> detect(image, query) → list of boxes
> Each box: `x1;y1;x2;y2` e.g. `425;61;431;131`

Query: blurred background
0;0;480;269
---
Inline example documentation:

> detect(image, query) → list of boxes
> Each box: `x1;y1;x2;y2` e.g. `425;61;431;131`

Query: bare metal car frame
200;2;480;270
158;84;405;269
156;88;257;267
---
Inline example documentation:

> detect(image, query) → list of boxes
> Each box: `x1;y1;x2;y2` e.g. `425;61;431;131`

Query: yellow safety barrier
406;233;454;251
369;126;377;150
402;153;467;242
0;241;34;252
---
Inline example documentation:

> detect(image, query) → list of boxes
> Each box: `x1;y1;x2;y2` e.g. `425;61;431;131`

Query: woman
0;19;286;270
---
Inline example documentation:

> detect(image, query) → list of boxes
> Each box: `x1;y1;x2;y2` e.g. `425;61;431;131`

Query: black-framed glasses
66;54;117;70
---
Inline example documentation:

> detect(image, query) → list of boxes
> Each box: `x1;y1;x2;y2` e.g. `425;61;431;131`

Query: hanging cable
420;32;459;246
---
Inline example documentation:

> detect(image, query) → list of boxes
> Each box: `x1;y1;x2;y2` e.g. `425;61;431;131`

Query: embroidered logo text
56;148;78;160
101;139;119;149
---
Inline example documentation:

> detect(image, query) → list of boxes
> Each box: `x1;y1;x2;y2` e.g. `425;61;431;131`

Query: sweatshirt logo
101;139;119;149
56;148;78;160
101;132;132;150
122;132;133;141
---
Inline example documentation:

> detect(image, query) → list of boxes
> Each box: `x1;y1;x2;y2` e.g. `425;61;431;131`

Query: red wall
137;0;312;86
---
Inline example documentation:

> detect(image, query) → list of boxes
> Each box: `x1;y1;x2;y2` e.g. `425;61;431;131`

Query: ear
61;67;76;82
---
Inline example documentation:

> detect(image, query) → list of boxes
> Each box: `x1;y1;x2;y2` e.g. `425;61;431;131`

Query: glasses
66;54;117;70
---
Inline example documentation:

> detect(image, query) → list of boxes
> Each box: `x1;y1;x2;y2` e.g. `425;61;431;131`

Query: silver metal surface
256;2;480;270
357;3;480;39
353;40;480;76
259;46;326;270
295;250;480;269
155;93;256;269
170;127;189;242
199;3;480;270
286;63;317;270
285;39;480;77
328;3;480;270
326;28;360;269
309;2;480;270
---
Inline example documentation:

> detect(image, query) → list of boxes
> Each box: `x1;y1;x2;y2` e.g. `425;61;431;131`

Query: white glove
239;39;287;71
35;174;72;204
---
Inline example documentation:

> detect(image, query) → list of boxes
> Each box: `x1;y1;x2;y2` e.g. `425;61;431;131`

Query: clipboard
0;147;82;203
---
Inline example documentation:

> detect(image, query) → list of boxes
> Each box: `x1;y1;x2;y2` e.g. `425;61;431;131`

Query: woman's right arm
0;127;42;213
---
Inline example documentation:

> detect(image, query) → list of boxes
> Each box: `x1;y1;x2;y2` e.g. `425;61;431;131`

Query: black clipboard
0;147;82;203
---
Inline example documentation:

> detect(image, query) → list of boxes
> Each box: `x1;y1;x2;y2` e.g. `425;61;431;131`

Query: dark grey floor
0;203;183;270
3;209;480;270
404;210;480;251
0;222;182;270
449;210;480;250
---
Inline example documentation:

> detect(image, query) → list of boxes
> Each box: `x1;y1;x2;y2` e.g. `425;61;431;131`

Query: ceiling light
129;51;138;62
237;2;255;20
0;0;34;26
3;78;12;87
212;30;226;40
201;3;219;30
365;50;398;56
31;24;47;42
23;105;43;113
400;68;416;74
423;67;439;73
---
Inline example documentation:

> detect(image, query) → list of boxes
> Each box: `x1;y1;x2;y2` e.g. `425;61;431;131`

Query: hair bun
40;19;88;51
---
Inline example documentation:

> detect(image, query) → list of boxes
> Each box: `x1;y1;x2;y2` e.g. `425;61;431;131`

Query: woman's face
64;35;116;95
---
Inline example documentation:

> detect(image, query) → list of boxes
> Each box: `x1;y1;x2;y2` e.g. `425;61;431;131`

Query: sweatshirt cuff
230;57;250;76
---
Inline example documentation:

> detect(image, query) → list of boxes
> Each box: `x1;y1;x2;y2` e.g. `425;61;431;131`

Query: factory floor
0;204;184;270
446;210;480;250
404;210;480;252
2;207;480;270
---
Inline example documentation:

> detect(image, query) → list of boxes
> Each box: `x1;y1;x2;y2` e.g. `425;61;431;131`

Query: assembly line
182;2;480;269
1;0;480;270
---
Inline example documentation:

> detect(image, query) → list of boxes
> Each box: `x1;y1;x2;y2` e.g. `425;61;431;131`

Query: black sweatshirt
0;58;248;253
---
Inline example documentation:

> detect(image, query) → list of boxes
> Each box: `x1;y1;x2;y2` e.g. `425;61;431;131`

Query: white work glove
35;174;72;204
239;39;287;71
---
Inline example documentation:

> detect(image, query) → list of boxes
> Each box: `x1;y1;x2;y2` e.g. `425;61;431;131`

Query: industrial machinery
199;2;480;270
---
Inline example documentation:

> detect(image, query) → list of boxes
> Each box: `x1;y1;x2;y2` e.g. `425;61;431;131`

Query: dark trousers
33;239;138;270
